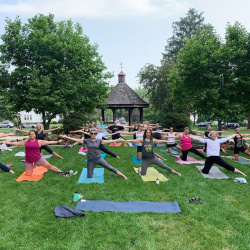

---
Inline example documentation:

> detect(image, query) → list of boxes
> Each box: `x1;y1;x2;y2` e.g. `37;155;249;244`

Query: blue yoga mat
78;168;104;183
84;154;106;162
75;200;181;213
132;156;142;164
160;149;179;155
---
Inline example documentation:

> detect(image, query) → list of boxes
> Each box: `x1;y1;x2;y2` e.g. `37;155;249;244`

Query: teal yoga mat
84;154;106;162
224;156;250;164
132;156;142;164
160;149;179;155
75;200;181;213
78;168;104;183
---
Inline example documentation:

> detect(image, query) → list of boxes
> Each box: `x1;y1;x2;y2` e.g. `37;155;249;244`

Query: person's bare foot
9;170;15;174
116;156;120;159
200;167;204;171
234;168;246;176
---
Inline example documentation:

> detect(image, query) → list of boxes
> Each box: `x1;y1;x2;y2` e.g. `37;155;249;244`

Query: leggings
181;147;206;161
40;145;53;154
140;157;172;175
202;156;235;174
99;144;117;158
87;157;118;178
0;162;11;172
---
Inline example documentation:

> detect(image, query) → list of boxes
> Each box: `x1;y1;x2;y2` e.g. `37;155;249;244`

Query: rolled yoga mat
195;166;230;179
78;168;104;183
160;149;179;155
133;167;169;182
75;200;181;213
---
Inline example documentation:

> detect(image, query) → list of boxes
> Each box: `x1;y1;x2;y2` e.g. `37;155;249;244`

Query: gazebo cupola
118;71;125;83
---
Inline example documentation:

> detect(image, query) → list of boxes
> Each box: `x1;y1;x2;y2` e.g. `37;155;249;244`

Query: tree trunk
248;112;250;129
193;113;196;126
218;120;222;131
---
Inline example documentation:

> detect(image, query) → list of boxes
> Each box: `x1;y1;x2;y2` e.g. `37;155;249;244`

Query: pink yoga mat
173;155;205;164
108;142;122;147
197;149;204;152
79;147;88;152
0;164;13;170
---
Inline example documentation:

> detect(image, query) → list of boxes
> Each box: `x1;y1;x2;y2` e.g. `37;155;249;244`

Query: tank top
136;131;143;146
133;126;138;139
167;132;175;144
25;139;42;163
234;134;243;148
36;130;45;140
142;139;155;159
181;134;192;151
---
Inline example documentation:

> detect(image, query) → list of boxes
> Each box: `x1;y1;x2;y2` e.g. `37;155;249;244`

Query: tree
163;8;205;61
0;14;112;129
168;25;235;130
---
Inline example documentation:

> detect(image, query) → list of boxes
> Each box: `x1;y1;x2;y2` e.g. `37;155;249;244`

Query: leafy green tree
0;14;112;129
163;8;205;61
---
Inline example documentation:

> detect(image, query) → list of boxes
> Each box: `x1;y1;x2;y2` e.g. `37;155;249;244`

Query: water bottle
73;191;79;201
156;178;160;185
69;169;73;175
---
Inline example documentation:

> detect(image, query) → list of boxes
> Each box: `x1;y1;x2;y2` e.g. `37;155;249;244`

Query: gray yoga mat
155;144;165;147
75;200;181;213
196;166;230;179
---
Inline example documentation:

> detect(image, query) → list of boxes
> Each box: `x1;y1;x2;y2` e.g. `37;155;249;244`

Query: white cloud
0;0;190;19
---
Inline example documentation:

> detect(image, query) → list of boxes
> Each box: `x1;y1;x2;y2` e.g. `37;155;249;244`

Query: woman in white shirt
193;131;246;176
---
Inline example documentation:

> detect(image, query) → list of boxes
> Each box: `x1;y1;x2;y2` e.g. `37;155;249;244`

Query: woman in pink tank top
3;130;65;176
175;127;206;161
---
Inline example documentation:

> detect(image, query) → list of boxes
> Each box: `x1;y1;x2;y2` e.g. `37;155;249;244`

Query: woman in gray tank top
61;129;127;179
123;129;181;176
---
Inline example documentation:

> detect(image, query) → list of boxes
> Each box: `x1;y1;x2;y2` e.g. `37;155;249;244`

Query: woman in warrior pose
61;129;127;179
0;133;16;174
3;130;66;176
71;125;121;159
192;131;246;176
122;129;181;176
16;124;63;159
174;127;206;161
232;128;250;161
163;127;182;153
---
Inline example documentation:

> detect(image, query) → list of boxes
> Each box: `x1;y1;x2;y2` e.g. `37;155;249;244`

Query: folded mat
84;154;106;162
222;156;250;164
108;142;122;147
15;167;48;182
54;206;85;218
75;200;181;213
79;147;88;152
133;167;169;182
173;155;205;164
42;154;52;159
195;165;230;179
155;144;165;147
132;156;142;164
78;168;104;183
15;152;25;157
160;149;179;155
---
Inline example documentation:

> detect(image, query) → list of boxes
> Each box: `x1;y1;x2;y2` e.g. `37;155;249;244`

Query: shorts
234;146;246;154
25;156;46;170
167;143;177;148
137;146;142;153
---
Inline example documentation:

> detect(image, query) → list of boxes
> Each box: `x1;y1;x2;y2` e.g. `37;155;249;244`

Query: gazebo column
112;109;116;123
139;108;143;123
101;109;105;122
128;108;133;127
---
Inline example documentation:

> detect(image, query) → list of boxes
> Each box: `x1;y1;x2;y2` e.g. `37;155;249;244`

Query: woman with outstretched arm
16;124;63;159
61;128;127;179
3;130;66;176
0;133;16;174
192;131;246;176
122;129;181;176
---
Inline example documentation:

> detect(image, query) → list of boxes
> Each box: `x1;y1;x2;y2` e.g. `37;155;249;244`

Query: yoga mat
223;156;250;164
0;164;12;170
133;167;169;182
75;200;181;213
108;142;122;147
79;147;88;152
155;144;165;147
160;149;179;155
173;155;205;164
196;166;230;179
197;149;205;152
15;167;48;182
132;156;142;164
78;168;104;183
15;152;25;157
84;154;106;162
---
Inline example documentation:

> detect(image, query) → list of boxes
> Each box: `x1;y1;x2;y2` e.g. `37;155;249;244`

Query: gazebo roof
106;81;149;109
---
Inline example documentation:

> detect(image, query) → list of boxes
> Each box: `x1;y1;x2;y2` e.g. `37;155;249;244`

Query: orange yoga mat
15;166;48;182
108;142;122;147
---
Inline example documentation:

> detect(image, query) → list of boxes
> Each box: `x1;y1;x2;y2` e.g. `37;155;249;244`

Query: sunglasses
91;133;96;135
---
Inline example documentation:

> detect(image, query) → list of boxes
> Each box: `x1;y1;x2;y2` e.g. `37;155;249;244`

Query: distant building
18;110;62;124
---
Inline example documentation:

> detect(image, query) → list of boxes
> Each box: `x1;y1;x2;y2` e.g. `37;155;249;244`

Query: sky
1;0;250;89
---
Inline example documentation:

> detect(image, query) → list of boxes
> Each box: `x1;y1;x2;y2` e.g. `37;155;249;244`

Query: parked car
22;123;36;128
119;117;126;124
222;123;240;129
195;122;211;128
0;120;14;128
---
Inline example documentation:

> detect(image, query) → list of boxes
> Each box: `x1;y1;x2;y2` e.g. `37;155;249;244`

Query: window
24;115;26;120
30;115;32;120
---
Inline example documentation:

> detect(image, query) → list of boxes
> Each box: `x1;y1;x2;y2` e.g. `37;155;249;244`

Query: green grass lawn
1;140;250;249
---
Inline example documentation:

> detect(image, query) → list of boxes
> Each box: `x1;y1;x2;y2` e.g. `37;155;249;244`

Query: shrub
63;111;85;134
